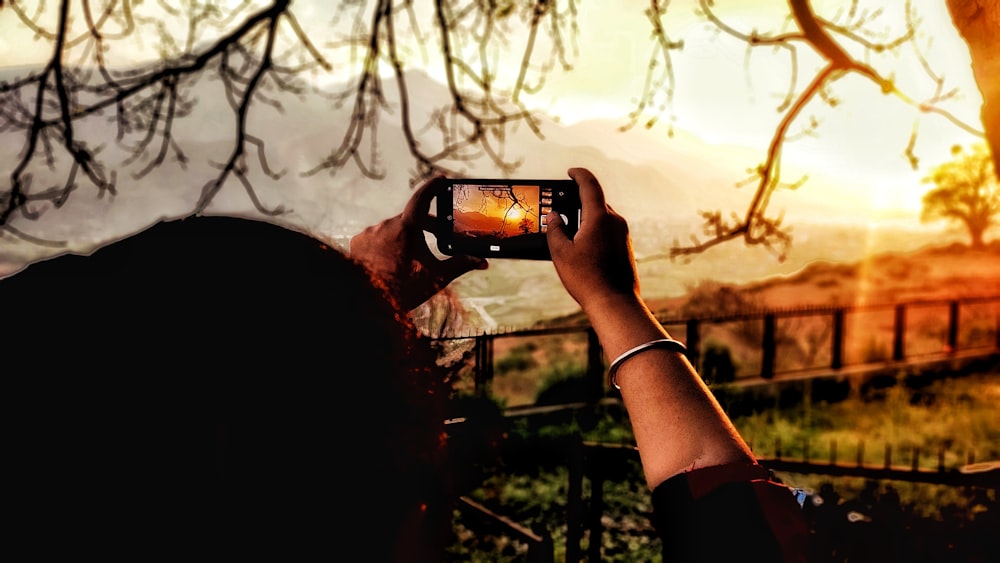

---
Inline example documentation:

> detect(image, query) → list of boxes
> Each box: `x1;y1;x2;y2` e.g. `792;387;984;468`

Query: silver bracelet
607;338;688;390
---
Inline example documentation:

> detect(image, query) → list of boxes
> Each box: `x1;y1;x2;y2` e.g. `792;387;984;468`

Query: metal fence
440;295;1000;559
436;295;1000;398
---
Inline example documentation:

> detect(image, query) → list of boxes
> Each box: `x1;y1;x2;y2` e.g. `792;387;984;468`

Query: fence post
526;526;554;563
947;300;959;353
586;328;604;401
832;309;845;369
474;334;494;396
685;319;701;372
586;450;605;563
893;304;906;361
761;314;776;379
565;435;584;563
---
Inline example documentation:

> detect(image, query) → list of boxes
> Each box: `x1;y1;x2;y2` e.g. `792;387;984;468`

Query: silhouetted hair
4;216;452;560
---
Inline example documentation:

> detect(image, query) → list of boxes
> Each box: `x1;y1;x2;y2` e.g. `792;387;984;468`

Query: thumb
545;212;571;255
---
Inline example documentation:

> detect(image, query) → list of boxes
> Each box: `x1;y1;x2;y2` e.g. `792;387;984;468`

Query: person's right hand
546;168;641;313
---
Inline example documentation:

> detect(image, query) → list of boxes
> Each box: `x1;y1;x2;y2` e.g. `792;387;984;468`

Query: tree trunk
969;222;986;249
946;0;1000;179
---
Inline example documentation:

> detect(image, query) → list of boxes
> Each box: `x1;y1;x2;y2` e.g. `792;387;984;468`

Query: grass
735;371;1000;475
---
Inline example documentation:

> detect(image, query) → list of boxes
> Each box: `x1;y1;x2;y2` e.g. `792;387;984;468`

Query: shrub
533;362;588;405
496;343;539;374
701;340;737;384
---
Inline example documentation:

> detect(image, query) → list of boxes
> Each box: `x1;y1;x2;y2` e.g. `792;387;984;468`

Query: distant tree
920;143;999;248
519;216;532;235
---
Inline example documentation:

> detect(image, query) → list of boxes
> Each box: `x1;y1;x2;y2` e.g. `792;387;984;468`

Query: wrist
578;288;643;318
582;292;673;360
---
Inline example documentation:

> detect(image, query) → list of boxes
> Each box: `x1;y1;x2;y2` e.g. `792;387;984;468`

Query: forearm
585;293;755;490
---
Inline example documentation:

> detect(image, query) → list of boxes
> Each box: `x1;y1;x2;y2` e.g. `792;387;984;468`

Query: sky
0;1;983;215
528;0;983;219
0;0;988;279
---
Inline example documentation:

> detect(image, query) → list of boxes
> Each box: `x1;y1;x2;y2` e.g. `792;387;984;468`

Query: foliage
700;339;738;384
921;143;1000;248
496;343;539;374
490;333;590;406
533;363;589;406
736;371;1000;475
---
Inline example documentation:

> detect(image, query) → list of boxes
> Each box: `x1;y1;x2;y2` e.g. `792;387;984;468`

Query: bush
497;343;539;374
701;340;737;384
533;362;589;405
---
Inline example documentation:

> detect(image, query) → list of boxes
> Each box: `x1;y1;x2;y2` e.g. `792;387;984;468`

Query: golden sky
0;0;985;224
525;1;983;220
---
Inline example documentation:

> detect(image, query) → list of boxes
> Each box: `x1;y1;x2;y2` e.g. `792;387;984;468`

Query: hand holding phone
435;178;582;260
545;167;640;314
351;176;488;310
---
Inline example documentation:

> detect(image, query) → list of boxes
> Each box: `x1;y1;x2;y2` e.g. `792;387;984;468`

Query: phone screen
436;179;581;260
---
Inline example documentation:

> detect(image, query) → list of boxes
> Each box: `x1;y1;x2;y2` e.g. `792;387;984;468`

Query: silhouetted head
4;216;453;560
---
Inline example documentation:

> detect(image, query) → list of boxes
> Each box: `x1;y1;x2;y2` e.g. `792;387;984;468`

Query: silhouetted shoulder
4;215;453;558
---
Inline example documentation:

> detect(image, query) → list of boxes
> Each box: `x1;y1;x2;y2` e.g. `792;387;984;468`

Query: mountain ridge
642;240;1000;318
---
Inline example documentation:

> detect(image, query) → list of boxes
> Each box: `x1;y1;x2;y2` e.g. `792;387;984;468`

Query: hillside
645;241;1000;315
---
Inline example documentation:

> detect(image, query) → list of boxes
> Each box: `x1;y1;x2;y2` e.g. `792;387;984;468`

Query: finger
436;254;488;285
403;175;447;228
545;211;571;256
567;168;607;216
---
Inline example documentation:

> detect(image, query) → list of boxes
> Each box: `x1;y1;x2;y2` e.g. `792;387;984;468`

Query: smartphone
435;178;581;260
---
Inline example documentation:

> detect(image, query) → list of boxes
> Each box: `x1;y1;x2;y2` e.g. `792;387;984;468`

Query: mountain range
1;65;970;330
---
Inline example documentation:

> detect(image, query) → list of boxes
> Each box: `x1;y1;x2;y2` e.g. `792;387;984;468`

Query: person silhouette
5;168;809;561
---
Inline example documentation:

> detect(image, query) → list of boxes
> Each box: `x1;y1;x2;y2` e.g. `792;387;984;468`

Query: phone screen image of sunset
452;184;542;240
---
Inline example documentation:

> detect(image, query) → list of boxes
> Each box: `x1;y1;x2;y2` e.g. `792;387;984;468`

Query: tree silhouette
632;0;992;261
1;0;996;262
0;0;576;239
920;143;998;248
519;216;533;235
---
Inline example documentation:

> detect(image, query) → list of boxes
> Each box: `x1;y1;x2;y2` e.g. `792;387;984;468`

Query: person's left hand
350;176;488;311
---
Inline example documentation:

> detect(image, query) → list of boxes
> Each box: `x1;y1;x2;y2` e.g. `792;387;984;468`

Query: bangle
608;338;688;390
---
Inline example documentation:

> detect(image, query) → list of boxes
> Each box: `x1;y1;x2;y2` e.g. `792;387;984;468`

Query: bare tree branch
622;0;685;135
3;0;578;239
647;0;986;262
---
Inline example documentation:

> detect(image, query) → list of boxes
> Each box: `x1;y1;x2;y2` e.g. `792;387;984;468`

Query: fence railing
441;296;999;558
568;438;998;562
456;496;554;562
436;295;1000;398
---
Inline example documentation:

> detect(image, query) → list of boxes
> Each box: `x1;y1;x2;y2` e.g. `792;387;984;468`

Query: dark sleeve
651;463;810;562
